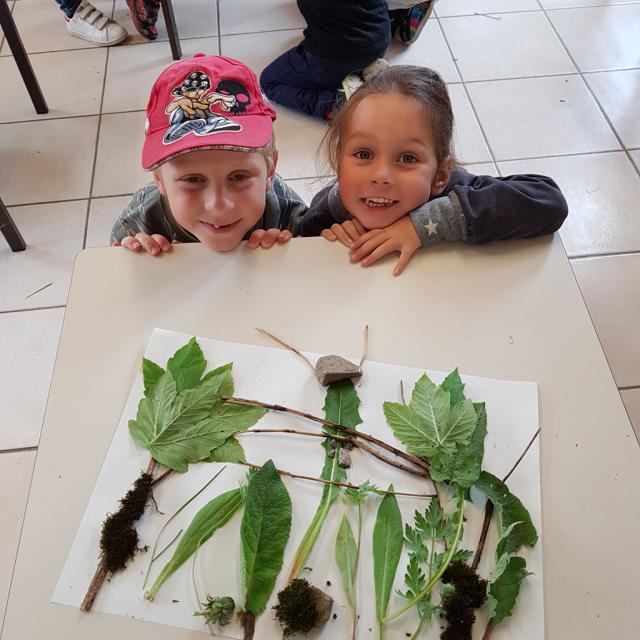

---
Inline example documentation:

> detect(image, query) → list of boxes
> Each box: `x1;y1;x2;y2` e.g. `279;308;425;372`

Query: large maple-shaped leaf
384;373;476;457
128;367;232;471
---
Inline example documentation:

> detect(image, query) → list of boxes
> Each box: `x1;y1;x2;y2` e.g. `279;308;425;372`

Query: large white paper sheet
53;328;543;639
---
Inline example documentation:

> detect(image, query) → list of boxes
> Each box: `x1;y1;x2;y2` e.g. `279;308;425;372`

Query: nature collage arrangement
57;333;541;640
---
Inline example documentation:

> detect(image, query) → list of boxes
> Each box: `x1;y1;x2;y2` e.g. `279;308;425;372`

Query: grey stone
315;354;362;386
338;449;352;468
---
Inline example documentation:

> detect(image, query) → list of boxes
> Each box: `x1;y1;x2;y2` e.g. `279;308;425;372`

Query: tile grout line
216;0;222;55
434;12;500;173
535;0;640;179
436;2;640;20
82;38;112;249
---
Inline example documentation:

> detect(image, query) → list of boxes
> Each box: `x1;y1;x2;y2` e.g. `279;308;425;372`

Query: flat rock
315;355;362;386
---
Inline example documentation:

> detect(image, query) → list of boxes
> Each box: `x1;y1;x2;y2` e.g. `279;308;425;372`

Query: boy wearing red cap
112;54;307;255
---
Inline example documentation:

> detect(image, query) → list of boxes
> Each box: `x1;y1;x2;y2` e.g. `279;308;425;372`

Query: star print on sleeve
425;218;439;236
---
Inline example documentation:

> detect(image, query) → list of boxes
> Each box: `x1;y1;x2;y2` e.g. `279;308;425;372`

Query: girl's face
336;93;451;230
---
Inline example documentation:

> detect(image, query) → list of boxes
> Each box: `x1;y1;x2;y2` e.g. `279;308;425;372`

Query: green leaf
487;556;530;626
142;358;166;397
202;362;234;396
323;378;363;432
129;371;177;448
241;460;292;616
468;402;487;470
345;480;382;505
129;373;229;472
373;487;403;624
442;368;465;406
384;375;476;458
335;515;357;608
288;380;361;581
207;437;246;463
167;337;207;393
208;401;266;437
146;487;243;600
429;443;481;488
474;472;538;554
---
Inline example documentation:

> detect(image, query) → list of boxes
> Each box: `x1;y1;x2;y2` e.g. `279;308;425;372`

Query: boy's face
337;93;450;230
154;148;276;252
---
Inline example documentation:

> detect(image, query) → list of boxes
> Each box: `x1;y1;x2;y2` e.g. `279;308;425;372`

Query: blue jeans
55;0;81;18
260;42;386;120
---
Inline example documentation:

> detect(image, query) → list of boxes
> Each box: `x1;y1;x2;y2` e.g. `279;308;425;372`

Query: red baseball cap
142;54;276;170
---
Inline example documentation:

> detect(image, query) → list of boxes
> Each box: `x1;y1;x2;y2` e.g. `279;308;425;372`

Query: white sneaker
67;1;128;46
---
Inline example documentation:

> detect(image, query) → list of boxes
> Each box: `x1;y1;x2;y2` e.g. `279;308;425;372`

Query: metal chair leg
160;0;182;61
0;0;48;114
0;196;26;252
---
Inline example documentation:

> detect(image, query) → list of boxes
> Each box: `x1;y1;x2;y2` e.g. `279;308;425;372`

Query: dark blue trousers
55;0;81;18
260;42;386;120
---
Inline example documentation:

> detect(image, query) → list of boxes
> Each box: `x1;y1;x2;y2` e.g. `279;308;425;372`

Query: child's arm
111;184;192;256
350;170;568;273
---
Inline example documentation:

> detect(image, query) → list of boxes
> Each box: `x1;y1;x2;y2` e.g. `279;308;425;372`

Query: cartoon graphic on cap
163;71;244;145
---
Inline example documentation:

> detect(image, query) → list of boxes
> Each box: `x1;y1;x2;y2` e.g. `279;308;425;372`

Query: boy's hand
112;233;174;256
247;228;292;249
321;219;367;247
349;216;421;276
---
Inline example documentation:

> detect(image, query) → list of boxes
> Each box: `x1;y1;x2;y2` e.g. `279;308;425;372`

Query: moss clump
274;579;333;636
99;472;153;572
439;561;488;640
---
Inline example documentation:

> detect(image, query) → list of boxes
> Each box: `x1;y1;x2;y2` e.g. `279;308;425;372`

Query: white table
3;237;639;639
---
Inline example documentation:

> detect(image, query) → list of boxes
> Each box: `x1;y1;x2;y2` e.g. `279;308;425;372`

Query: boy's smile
337;93;449;230
154;148;274;252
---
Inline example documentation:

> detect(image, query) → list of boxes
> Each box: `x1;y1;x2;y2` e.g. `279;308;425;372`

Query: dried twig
255;328;315;372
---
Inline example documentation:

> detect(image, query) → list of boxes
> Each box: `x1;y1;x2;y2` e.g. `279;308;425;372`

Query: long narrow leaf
373;487;403;629
335;514;357;608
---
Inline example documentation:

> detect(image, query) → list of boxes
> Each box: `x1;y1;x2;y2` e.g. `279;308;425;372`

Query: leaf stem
222;396;429;473
482;621;494;639
383;487;465;623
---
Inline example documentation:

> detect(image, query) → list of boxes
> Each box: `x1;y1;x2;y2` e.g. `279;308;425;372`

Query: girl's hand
349;216;421;276
113;233;174;256
320;219;367;247
247;228;292;249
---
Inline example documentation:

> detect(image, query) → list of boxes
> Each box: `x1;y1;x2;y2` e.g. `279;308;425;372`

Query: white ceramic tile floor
621;389;640;444
2;1;639;617
0;450;36;623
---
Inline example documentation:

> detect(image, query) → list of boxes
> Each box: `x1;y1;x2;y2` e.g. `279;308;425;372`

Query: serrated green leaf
146;487;242;600
142;358;166;397
384;377;475;458
241;460;292;615
335;515;357;608
442;369;465;406
451;548;473;565
209;402;267;437
474;472;538;554
129;371;177;448
130;373;228;472
373;487;403;624
323;377;363;432
207;437;246;463
202;362;233;396
167;337;207;393
429;443;481;488
495;521;523;560
487;556;530;626
468;402;487;470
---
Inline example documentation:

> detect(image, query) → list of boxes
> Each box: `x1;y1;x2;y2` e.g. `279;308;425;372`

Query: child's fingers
135;233;163;256
393;249;415;276
321;229;337;242
342;220;364;242
151;234;172;252
247;230;265;248
111;241;121;247
121;236;142;252
349;232;388;262
276;230;293;244
330;223;356;248
361;239;395;268
260;229;280;248
351;228;383;250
